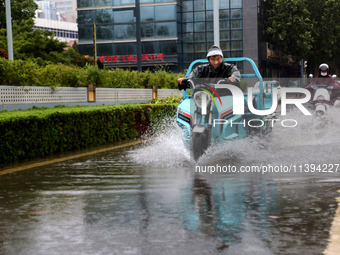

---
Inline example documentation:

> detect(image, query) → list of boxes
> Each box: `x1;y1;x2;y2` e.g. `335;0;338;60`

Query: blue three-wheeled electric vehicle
176;58;278;160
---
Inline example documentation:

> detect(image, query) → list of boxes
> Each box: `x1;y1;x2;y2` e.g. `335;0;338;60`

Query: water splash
129;117;191;167
130;106;340;166
200;107;340;165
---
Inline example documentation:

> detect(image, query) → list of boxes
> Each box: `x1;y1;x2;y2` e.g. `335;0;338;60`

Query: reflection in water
182;174;281;252
183;176;245;247
1;109;340;254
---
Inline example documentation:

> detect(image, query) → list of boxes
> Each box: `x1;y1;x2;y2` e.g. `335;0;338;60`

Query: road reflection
0;146;339;255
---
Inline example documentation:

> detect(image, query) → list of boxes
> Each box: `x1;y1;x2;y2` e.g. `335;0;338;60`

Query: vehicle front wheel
192;129;210;161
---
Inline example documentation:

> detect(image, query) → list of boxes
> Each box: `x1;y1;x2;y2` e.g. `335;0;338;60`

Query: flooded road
1;108;340;255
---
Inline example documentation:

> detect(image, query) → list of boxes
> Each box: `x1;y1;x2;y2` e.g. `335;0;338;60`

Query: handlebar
178;78;237;91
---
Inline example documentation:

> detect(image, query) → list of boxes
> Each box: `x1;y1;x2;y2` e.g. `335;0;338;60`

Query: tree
263;0;313;59
0;0;37;29
264;0;340;72
308;0;340;73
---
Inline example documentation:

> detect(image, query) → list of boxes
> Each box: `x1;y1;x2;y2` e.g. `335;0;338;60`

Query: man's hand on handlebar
228;77;237;83
177;78;191;91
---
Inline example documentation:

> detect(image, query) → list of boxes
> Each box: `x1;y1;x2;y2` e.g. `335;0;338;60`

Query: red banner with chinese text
97;53;164;63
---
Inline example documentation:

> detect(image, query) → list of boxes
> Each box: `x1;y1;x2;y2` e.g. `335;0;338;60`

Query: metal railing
0;86;182;105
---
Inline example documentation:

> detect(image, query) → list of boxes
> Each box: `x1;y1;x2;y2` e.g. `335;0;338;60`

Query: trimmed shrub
0;58;184;89
0;104;178;164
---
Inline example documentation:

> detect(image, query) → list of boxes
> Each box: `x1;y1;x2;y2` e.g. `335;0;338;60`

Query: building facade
33;18;78;43
35;0;77;22
35;1;59;20
77;0;299;76
54;0;78;23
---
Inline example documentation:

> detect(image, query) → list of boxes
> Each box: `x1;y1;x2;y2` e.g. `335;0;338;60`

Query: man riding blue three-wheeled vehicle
176;45;277;160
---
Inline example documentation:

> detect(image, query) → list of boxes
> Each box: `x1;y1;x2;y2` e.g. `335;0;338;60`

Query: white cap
206;45;223;59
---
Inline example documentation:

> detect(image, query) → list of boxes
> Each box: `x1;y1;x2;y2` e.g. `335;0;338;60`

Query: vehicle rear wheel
192;129;210;161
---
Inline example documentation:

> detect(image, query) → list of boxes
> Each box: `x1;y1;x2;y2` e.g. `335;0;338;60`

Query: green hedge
0;58;184;89
0;104;178;164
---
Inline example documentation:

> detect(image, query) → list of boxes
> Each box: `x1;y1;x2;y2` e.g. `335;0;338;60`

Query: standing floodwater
1;107;340;255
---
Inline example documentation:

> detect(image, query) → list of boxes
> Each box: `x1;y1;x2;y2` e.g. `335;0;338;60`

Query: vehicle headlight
193;91;211;108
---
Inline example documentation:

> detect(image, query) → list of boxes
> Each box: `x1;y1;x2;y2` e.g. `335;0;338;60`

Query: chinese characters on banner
97;53;164;63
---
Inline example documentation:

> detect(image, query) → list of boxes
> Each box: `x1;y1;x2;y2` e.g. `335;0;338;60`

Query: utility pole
93;22;97;64
213;0;220;47
5;0;14;60
135;0;142;72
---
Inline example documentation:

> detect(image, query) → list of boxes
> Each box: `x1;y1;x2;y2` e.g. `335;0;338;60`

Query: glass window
194;0;205;11
141;0;154;3
206;22;213;31
220;30;230;40
177;22;182;34
231;30;242;40
78;0;94;8
231;20;242;29
183;33;194;41
184;43;194;53
220;41;230;51
97;44;113;56
183;12;193;22
114;24;136;40
183;23;193;33
141;23;154;38
223;51;231;58
194;22;205;32
184;54;195;63
194;32;205;41
231;0;242;8
159;41;177;55
96;0;111;7
206;0;213;10
78;10;93;24
79;26;93;41
113;43;137;55
113;10;134;23
142;42;156;54
155;0;175;3
231;41;242;50
96;25;114;41
113;0;135;5
231;9;242;19
79;44;94;56
206;11;213;21
183;1;193;11
220;0;229;8
220;10;229;20
194;11;205;22
231;51;243;57
195;43;206;52
156;22;176;37
95;9;112;24
206;32;213;41
141;6;154;22
155;5;176;21
196;53;206;59
220;20;229;30
206;0;228;10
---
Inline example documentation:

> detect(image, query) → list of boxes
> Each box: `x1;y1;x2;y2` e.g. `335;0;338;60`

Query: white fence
0;86;182;105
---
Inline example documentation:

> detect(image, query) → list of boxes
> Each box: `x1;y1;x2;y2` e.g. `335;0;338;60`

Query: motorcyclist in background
307;63;338;86
306;63;340;104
